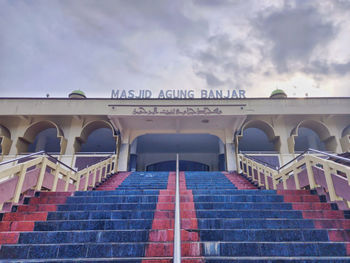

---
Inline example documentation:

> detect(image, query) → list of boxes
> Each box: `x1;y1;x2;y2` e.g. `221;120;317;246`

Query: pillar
9;119;29;155
218;140;226;171
64;118;84;155
117;130;130;171
35;134;47;152
129;138;138;172
118;143;130;171
225;143;236;171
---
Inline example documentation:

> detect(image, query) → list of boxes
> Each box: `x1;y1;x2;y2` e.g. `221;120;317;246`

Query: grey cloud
254;5;337;73
0;0;208;96
315;60;350;76
193;0;234;7
332;61;350;75
304;61;331;75
332;0;350;9
302;59;350;76
62;0;208;46
196;71;225;86
195;34;236;65
197;51;220;64
192;33;261;89
0;0;349;98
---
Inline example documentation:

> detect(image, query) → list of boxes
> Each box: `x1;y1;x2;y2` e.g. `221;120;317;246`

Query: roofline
0;97;349;100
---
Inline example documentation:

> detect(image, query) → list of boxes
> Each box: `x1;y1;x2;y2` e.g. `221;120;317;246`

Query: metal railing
173;153;181;263
277;149;350;172
239;151;278;170
239;149;350;207
0;151;118;210
0;151;76;172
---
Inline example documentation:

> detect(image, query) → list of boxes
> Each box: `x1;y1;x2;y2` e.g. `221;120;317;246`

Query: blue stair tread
195;210;303;219
17;229;330;244
19;230;151;244
57;203;159;211
46;211;156;221
35;219;154;231
197;229;329;241
65;196;160;203
1;258;169;262
197;241;348;257
74;190;160;196
191;190;276;194
194;203;293;210
197;219;316;229
0;242;170;259
193;197;285;202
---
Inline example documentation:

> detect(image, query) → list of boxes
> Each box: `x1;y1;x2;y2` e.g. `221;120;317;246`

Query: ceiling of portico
108;115;247;135
136;134;221;153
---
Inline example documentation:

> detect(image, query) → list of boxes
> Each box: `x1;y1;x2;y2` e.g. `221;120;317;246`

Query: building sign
132;106;223;115
111;89;246;99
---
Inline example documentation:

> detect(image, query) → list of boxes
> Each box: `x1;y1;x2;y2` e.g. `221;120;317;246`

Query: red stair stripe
0;232;19;244
223;172;258;189
96;172;131;190
144;172;175;258
179;172;202;259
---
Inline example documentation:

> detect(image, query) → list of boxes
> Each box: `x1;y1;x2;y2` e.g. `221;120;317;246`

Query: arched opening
79;128;116;153
0;125;12;155
238;128;276;152
237;120;280;168
294;127;326;152
27;128;61;153
147;160;209;171
340;125;350;152
291;120;337;153
131;133;223;171
75;121;117;153
17;121;65;154
238;120;280;152
342;125;350;138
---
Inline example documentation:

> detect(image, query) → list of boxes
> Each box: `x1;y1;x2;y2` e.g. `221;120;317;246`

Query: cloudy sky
1;0;350;98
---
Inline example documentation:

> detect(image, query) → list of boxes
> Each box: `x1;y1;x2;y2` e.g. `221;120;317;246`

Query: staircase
184;171;350;262
0;171;171;262
1;171;350;262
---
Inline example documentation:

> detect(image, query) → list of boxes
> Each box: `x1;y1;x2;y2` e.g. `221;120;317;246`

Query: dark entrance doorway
146;160;209;171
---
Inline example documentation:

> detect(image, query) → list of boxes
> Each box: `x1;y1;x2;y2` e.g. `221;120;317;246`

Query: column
218;140;226;171
225;142;236;171
118;143;130;171
117;130;130;172
129;138;138;172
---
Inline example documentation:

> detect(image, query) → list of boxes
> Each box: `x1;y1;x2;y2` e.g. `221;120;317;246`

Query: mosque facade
0;90;349;172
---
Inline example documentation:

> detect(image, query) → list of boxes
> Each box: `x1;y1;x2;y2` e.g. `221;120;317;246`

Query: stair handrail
0;151;76;173
239;149;350;207
277;148;350;172
0;151;45;166
239;151;279;170
173;153;181;263
75;154;117;191
241;149;350;173
0;152;118;210
238;154;278;189
0;151;116;171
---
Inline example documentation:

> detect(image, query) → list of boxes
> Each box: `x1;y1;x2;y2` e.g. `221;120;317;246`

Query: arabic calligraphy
132;107;223;115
